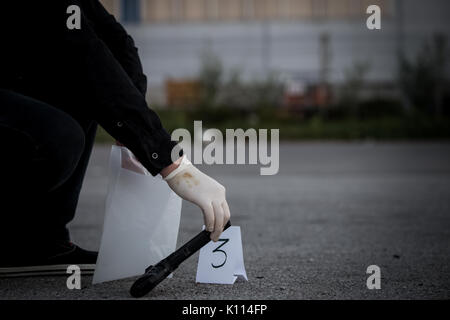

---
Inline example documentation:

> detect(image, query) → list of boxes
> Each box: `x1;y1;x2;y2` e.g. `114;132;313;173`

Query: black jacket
0;0;178;175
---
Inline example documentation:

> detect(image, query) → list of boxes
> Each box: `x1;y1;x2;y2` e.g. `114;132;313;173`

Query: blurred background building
95;0;450;136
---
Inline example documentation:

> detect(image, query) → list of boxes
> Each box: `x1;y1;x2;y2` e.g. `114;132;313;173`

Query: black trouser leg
0;89;96;257
38;119;97;243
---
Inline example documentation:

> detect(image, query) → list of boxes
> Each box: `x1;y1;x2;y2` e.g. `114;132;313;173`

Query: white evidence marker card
196;226;248;284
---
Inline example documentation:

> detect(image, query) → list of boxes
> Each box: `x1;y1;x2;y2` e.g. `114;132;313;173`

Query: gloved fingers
211;201;225;242
202;203;215;232
222;200;231;226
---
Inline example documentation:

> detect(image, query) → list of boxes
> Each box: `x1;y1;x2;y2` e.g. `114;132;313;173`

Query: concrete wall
118;0;450;104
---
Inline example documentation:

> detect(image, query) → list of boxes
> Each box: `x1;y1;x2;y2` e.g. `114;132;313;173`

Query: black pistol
130;221;232;298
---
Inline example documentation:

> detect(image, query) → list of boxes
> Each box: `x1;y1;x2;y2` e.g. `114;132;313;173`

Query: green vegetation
95;108;450;143
95;34;450;143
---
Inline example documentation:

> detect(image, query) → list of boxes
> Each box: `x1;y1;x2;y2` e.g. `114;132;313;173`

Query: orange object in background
166;79;202;108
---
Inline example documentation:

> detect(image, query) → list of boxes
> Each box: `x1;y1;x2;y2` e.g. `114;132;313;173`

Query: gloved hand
163;156;231;242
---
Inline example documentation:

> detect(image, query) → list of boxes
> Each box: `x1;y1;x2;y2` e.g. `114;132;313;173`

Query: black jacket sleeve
81;0;148;96
68;5;178;175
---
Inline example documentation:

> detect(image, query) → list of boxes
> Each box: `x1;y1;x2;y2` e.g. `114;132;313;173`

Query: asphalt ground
1;142;449;299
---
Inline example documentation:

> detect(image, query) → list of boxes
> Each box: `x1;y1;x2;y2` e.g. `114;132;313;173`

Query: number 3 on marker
211;239;229;269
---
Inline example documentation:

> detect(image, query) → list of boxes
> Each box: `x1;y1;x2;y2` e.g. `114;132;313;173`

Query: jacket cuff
138;127;182;176
104;118;183;176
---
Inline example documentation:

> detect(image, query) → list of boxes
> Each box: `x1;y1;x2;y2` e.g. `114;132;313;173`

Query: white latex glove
163;156;231;242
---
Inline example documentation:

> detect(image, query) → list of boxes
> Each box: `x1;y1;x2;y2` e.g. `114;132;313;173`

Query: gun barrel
130;221;231;298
